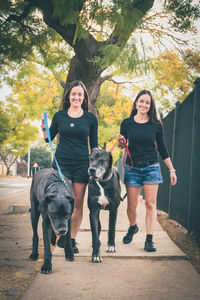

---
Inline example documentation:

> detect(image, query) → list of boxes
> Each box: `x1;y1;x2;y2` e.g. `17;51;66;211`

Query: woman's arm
163;157;177;186
118;120;127;148
41;112;58;142
89;114;98;149
41;114;48;139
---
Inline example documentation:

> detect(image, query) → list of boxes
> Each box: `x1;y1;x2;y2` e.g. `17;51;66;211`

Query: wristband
169;169;176;172
42;127;46;131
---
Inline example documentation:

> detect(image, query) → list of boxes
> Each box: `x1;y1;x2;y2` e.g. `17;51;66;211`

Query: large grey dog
88;149;121;263
29;168;74;274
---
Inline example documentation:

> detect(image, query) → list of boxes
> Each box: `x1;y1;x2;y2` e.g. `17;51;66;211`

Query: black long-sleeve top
120;117;169;165
45;110;98;161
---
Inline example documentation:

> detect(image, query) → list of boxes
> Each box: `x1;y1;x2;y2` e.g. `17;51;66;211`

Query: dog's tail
121;193;127;201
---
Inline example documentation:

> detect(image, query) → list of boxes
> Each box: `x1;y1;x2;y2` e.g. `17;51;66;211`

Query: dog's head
39;184;73;237
88;148;113;181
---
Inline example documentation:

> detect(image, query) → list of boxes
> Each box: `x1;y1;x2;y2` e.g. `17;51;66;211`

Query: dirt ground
0;189;200;299
157;210;200;274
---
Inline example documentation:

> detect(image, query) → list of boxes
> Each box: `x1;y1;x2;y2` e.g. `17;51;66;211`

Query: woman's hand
170;171;177;186
41;113;48;136
117;135;126;149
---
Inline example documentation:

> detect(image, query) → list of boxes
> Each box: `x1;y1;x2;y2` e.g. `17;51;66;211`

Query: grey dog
29;168;74;274
88;149;121;263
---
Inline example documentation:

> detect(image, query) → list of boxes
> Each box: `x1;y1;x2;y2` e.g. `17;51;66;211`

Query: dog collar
102;170;114;182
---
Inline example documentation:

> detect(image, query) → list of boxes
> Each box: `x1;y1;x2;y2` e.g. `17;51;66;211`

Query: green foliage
96;44;121;69
5;61;63;120
0;4;54;70
148;49;200;116
0;101;11;143
52;0;82;25
23;145;52;169
1;0;199;75
164;0;200;32
0;101;39;158
97;82;132;162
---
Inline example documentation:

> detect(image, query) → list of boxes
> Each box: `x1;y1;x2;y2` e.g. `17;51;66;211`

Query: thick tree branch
31;0;101;66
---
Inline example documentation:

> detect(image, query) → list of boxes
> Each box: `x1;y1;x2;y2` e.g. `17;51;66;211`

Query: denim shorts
52;159;89;184
124;162;163;187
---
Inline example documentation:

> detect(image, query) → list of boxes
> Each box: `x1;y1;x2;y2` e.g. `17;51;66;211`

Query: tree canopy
23;144;52;169
0;100;38;174
1;0;200;114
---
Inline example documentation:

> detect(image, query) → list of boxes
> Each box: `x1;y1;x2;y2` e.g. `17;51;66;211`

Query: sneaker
123;224;139;244
144;240;156;252
71;238;79;253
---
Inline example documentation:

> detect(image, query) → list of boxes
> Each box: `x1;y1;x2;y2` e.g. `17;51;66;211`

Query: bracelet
42;127;46;131
169;169;176;172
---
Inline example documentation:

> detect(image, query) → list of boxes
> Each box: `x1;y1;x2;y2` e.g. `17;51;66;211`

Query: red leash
109;136;133;170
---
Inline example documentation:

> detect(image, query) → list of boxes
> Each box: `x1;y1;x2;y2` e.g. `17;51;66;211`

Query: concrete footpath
22;184;200;300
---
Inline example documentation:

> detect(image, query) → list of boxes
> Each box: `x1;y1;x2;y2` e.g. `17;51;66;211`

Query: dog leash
43;112;69;189
109;136;133;170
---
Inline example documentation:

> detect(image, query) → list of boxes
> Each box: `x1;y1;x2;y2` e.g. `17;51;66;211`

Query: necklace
67;109;83;128
68;108;83;118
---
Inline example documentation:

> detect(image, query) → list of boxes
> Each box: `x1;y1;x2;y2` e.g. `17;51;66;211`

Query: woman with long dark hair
118;90;177;252
41;80;98;253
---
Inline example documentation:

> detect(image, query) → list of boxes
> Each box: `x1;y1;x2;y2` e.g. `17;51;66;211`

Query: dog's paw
65;252;74;262
106;245;116;253
41;261;52;274
29;253;39;261
91;255;103;263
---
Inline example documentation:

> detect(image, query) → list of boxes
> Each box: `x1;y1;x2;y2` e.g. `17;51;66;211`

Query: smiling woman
40;80;98;253
118;89;177;252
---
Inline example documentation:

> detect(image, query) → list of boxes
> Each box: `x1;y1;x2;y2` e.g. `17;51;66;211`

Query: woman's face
69;85;85;109
136;94;151;114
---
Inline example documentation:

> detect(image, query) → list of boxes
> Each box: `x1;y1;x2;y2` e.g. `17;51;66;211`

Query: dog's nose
58;229;67;236
89;168;96;176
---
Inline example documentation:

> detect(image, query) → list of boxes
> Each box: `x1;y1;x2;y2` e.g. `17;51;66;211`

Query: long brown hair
59;80;89;111
130;90;160;123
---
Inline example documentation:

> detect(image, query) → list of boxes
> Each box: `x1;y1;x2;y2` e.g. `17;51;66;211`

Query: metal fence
157;78;200;244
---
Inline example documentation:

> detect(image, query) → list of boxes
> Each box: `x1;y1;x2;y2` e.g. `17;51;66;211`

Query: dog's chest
95;181;109;209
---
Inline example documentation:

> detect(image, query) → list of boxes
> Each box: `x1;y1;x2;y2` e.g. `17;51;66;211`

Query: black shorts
52;159;89;184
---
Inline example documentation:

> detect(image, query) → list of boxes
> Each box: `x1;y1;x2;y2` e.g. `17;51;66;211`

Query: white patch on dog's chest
96;181;109;209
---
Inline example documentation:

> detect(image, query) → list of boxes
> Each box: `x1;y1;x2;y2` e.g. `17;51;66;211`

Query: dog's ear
109;152;113;169
38;193;52;212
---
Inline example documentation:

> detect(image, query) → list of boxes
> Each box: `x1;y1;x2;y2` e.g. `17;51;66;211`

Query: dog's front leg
107;208;118;253
41;218;53;274
89;208;102;263
29;198;40;261
64;218;74;261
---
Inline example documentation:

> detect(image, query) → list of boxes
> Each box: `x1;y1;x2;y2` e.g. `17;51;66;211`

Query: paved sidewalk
23;184;200;300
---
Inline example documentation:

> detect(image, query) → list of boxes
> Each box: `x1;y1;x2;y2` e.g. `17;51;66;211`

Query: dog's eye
99;159;105;164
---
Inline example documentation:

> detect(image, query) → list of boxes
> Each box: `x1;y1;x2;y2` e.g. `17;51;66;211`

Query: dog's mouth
89;168;103;181
89;169;97;180
56;232;67;237
54;229;68;237
89;174;101;181
89;172;102;181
